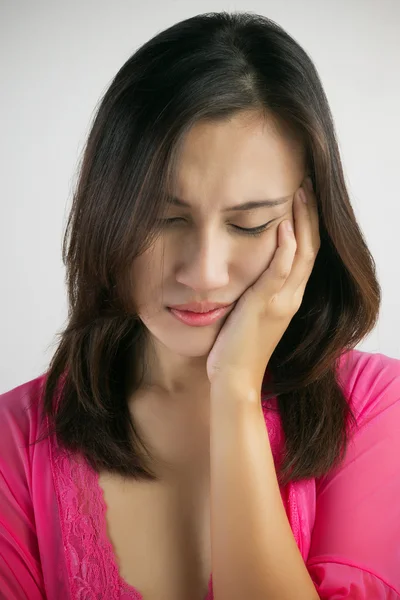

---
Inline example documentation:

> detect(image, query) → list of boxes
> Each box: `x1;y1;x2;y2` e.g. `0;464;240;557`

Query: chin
149;327;219;358
165;331;218;358
139;309;224;357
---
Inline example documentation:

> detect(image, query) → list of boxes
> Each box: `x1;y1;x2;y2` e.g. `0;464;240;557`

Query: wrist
210;378;261;406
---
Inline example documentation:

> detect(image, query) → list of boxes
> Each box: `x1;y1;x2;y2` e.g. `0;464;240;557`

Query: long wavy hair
32;11;380;487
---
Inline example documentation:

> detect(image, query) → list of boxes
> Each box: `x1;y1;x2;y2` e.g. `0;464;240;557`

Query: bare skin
98;386;212;600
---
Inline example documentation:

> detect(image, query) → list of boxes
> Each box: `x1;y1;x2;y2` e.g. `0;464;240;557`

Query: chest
97;387;213;599
98;473;212;600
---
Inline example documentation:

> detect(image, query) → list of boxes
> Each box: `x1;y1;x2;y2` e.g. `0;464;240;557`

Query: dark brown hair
32;11;380;487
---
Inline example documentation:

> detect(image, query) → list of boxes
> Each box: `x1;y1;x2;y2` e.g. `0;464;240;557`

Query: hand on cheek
206;176;321;391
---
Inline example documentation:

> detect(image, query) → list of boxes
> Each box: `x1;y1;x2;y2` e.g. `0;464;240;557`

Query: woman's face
131;111;306;363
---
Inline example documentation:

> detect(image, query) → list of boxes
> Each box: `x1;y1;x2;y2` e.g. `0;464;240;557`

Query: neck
131;330;211;399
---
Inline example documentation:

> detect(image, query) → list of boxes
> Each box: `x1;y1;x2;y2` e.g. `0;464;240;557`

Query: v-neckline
94;468;214;600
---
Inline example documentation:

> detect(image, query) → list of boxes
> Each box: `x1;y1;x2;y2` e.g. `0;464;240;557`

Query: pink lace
49;424;143;598
48;398;307;599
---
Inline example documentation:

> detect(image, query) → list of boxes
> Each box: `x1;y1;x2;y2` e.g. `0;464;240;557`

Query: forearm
209;387;319;600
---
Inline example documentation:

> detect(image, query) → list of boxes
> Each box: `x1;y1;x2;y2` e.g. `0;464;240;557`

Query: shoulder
337;348;400;425
0;373;47;427
308;350;400;594
0;374;48;470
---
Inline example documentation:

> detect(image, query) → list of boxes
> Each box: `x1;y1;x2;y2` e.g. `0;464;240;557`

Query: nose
175;229;230;291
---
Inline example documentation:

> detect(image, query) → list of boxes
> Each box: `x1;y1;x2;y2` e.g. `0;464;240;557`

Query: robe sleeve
0;383;46;599
306;352;400;598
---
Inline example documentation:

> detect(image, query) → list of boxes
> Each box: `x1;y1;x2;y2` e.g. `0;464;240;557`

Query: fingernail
285;220;293;233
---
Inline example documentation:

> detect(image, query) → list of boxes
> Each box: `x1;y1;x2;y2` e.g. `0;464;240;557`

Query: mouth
167;304;233;327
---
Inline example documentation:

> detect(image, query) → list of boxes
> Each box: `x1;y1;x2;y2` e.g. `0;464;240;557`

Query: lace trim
48;400;305;599
49;418;141;599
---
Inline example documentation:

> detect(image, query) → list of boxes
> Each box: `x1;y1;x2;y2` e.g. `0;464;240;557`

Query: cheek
236;235;278;287
131;245;165;308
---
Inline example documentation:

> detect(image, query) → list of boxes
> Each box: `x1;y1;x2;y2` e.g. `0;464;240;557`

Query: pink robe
0;349;399;599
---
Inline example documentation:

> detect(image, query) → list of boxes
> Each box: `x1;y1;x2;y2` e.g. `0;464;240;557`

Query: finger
281;183;319;296
251;216;297;302
303;177;321;249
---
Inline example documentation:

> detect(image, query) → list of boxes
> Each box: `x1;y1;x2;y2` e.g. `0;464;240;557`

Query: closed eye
158;218;274;237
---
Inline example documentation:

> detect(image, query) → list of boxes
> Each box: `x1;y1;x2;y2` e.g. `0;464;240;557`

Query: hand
206;177;321;397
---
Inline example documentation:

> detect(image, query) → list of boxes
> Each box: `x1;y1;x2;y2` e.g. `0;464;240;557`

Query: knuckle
276;265;291;280
269;294;288;317
293;292;304;312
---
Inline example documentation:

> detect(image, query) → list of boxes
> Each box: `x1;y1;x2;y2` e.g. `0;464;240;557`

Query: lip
168;304;233;327
168;301;232;313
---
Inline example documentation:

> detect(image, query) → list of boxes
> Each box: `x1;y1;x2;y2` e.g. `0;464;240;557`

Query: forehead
171;111;306;202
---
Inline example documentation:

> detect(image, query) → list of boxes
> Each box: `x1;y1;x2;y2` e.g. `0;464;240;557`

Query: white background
1;0;399;393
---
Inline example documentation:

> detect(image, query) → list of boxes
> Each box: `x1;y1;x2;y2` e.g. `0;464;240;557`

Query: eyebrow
167;195;292;212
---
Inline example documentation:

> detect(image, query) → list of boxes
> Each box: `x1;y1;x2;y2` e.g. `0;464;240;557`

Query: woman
1;10;399;600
